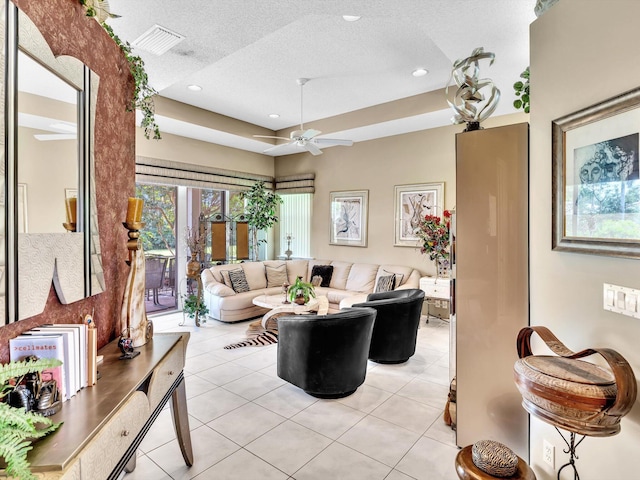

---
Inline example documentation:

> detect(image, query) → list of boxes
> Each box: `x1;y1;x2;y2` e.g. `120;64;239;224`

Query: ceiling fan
255;78;353;156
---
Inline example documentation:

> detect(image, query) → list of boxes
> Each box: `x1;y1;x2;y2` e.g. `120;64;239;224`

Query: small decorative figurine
118;336;140;360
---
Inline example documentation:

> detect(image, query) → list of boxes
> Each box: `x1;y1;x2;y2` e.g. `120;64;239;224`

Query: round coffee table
252;294;321;330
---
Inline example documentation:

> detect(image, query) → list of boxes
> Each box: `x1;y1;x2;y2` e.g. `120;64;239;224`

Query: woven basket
513;327;637;437
471;440;518;477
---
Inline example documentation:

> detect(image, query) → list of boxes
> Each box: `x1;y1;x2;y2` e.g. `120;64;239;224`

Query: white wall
276;113;527;274
530;1;640;478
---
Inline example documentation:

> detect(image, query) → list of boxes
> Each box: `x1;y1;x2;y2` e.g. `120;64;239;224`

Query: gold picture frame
552;87;640;258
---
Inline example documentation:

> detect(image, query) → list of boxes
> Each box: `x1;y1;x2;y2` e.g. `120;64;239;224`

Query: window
279;193;312;258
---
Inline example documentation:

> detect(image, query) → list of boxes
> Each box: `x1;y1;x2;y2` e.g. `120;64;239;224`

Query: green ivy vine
513;66;530;114
80;1;161;139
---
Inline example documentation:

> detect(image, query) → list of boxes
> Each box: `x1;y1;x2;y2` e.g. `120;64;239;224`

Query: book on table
40;323;88;389
30;327;80;397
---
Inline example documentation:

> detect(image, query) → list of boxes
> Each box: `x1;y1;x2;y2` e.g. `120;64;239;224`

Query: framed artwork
552;87;640;258
394;182;444;247
330;190;368;247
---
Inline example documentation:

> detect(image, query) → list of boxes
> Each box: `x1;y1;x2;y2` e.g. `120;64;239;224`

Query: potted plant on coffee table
287;276;316;305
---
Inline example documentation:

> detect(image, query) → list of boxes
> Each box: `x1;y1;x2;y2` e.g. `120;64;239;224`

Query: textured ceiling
107;0;537;149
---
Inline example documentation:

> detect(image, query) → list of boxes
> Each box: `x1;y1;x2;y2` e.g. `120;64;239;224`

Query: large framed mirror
3;1;104;323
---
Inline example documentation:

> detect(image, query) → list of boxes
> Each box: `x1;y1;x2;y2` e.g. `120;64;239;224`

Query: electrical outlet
543;439;555;468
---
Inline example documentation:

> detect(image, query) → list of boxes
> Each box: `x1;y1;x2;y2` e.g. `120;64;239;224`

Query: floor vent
131;24;185;56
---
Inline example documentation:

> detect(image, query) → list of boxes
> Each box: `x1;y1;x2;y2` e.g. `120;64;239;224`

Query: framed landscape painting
330;190;368;247
394;182;444;247
552;86;640;258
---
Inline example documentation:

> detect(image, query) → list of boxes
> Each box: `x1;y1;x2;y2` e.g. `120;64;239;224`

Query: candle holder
120;219;153;350
123;221;145;265
62;222;76;232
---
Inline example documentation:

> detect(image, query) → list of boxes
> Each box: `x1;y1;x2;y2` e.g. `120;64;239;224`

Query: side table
419;276;451;321
455;445;536;480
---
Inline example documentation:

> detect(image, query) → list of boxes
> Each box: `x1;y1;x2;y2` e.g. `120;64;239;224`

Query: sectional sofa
201;259;421;322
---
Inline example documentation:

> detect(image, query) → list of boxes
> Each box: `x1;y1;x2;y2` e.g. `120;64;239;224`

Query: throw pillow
374;274;396;293
311;275;323;287
228;269;250;293
311;265;333;287
220;268;242;287
384;270;404;287
266;263;288;287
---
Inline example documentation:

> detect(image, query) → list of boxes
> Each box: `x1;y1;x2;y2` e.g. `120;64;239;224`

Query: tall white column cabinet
451;122;530;459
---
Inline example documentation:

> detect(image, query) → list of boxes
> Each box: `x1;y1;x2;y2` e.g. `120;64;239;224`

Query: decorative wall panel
0;0;135;360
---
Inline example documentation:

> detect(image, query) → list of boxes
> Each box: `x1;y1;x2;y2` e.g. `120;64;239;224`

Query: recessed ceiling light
342;15;361;22
187;84;202;91
268;113;280;119
412;68;429;77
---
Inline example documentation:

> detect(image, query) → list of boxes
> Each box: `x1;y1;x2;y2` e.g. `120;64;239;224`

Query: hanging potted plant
182;293;209;319
183;226;206;325
240;181;283;261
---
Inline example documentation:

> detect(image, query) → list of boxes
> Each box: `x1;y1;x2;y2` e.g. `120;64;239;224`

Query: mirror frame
4;1;103;323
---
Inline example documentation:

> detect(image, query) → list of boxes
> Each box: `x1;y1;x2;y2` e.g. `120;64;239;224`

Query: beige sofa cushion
263;261;288;287
315;287;359;306
221;267;242;287
345;263;379;292
286;259;309;284
329;261;352;289
241;262;267;290
376;265;415;287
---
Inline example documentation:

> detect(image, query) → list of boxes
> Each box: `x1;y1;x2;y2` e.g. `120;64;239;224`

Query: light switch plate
603;283;640;319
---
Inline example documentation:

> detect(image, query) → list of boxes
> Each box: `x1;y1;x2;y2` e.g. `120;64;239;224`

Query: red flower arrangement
416;210;451;262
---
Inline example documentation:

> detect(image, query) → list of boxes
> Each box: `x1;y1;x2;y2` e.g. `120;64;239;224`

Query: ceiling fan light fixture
342;15;361;22
412;68;429;77
187;84;202;91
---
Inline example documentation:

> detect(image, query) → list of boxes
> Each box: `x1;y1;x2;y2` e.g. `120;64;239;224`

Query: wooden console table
1;332;193;479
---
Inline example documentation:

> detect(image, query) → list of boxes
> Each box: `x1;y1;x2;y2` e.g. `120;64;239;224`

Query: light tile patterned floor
122;313;458;480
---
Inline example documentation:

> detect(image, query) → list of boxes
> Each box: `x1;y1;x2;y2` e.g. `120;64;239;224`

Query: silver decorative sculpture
535;0;560;17
446;47;500;131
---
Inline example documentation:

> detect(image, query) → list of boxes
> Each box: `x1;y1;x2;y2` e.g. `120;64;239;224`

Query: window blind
280;193;312;259
275;173;315;194
135;156;274;191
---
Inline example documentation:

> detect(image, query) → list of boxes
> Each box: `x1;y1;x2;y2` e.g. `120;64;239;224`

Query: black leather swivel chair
277;307;376;398
352;289;425;364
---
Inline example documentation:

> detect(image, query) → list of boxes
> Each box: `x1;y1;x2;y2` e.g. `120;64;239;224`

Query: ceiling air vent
131;24;185;55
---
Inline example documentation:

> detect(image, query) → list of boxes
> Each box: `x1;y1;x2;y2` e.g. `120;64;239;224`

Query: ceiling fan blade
262;142;295;154
304;142;323;156
253;134;291;141
300;129;321;140
313;138;354;147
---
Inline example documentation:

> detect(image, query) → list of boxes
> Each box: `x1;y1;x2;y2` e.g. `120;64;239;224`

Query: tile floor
122;312;459;480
